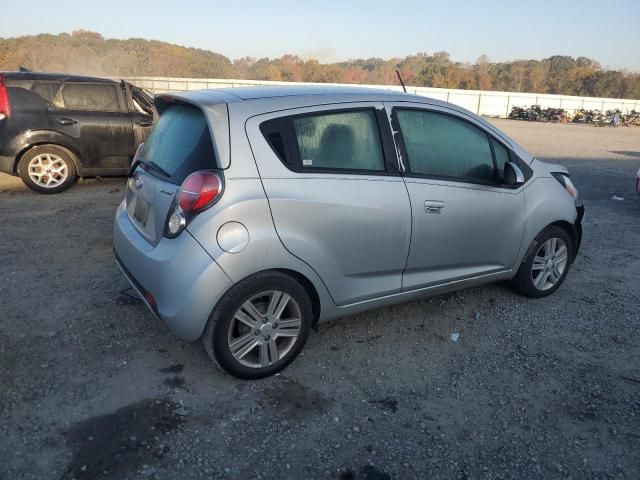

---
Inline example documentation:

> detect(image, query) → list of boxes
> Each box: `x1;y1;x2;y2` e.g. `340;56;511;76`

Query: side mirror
504;161;525;186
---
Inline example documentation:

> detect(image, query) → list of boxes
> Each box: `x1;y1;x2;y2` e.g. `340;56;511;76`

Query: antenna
396;69;407;93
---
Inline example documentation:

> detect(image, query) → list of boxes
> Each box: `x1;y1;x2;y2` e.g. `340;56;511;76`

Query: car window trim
260;106;400;177
57;81;126;113
391;105;528;188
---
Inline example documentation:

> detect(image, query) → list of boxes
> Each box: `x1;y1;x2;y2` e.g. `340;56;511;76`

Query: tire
203;271;313;379
18;145;78;194
511;225;573;298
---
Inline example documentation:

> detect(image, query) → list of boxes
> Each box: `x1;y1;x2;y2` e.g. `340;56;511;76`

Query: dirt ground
1;120;639;480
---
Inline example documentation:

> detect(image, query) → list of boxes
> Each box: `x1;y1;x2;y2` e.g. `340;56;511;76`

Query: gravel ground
1;120;639;480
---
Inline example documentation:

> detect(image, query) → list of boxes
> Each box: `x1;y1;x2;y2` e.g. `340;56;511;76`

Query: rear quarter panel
184;106;336;320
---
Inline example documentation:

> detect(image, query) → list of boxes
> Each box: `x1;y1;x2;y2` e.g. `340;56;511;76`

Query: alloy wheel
530;237;569;291
28;153;68;188
227;290;302;368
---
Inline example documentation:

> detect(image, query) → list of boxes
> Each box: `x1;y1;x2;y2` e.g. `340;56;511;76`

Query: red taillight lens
0;75;11;119
177;171;222;213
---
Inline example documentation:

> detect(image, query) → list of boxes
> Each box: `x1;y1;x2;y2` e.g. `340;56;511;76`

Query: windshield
140;103;217;184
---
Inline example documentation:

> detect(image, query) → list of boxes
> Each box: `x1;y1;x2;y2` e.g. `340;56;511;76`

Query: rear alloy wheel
18;145;78;194
512;225;573;298
203;272;312;379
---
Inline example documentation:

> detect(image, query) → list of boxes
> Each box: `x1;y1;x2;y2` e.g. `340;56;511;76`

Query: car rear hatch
125;95;230;246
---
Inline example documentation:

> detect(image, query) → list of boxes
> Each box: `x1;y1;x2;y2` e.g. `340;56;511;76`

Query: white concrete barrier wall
122;77;640;118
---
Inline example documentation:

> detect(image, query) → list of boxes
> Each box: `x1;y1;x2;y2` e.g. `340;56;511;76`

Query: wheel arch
273;268;321;327
229;268;322;328
12;132;84;176
549;220;580;262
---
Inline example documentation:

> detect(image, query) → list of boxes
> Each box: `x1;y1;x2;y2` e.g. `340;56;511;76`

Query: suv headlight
552;173;578;200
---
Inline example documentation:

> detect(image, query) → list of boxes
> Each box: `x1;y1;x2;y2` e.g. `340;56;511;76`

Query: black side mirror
504;161;525;186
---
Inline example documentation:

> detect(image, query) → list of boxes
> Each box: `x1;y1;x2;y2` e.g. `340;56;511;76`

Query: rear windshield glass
141;103;217;184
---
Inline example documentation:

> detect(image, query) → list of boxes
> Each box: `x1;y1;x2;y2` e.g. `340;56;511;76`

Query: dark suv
0;71;154;193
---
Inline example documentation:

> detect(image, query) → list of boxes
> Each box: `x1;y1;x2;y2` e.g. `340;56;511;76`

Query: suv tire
18;145;78;194
203;271;313;379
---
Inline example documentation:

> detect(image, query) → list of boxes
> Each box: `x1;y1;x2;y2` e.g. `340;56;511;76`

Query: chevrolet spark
114;86;584;379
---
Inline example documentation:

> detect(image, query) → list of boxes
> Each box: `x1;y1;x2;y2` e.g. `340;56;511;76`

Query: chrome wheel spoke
535;271;549;289
239;300;264;325
267;339;279;363
550;266;562;283
229;332;259;360
259;342;270;367
234;307;260;329
267;291;291;319
532;256;546;271
275;318;301;338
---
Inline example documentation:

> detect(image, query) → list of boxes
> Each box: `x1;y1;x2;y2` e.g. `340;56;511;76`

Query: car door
246;104;411;305
386;103;526;290
123;81;154;147
49;81;135;174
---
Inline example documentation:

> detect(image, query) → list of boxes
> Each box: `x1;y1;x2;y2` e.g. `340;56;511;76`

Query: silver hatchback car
114;86;584;379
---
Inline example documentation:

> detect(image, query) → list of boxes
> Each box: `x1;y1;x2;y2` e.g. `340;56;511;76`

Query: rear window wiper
128;157;171;179
141;159;172;178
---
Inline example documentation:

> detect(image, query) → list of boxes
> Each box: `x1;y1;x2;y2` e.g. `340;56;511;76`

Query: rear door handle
137;119;153;127
54;117;77;125
424;200;445;214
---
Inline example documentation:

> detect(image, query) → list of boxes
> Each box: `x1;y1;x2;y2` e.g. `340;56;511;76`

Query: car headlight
552;173;578;200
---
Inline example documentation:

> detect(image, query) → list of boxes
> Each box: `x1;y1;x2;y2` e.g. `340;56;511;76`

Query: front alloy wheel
512;225;573;298
530;237;569;291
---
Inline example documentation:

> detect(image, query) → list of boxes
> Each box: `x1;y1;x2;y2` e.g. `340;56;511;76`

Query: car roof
162;84;449;110
1;71;117;83
215;84;410;101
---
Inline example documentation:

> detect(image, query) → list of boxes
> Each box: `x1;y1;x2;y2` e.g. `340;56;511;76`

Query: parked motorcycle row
508;105;640;127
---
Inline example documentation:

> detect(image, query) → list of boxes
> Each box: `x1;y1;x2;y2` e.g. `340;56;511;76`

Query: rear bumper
0;155;14;175
113;201;233;341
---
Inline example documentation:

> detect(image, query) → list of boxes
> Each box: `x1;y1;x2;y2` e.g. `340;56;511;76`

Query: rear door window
292;110;385;171
30;82;61;103
261;109;387;173
60;83;122;112
141;103;217;184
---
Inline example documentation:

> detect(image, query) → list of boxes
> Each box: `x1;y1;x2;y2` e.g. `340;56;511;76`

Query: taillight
0;75;11;120
164;171;223;238
177;171;222;213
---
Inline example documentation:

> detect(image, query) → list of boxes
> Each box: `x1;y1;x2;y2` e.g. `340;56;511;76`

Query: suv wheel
203;271;312;379
18;145;78;194
512;225;573;298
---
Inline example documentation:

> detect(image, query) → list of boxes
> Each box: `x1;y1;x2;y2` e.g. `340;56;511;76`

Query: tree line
1;31;639;99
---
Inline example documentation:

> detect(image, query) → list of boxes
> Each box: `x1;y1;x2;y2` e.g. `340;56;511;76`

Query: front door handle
424;200;444;214
137;119;153;127
54;117;77;125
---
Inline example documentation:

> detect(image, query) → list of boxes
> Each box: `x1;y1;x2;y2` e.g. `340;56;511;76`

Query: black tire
18;145;78;194
202;271;313;379
511;225;573;298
